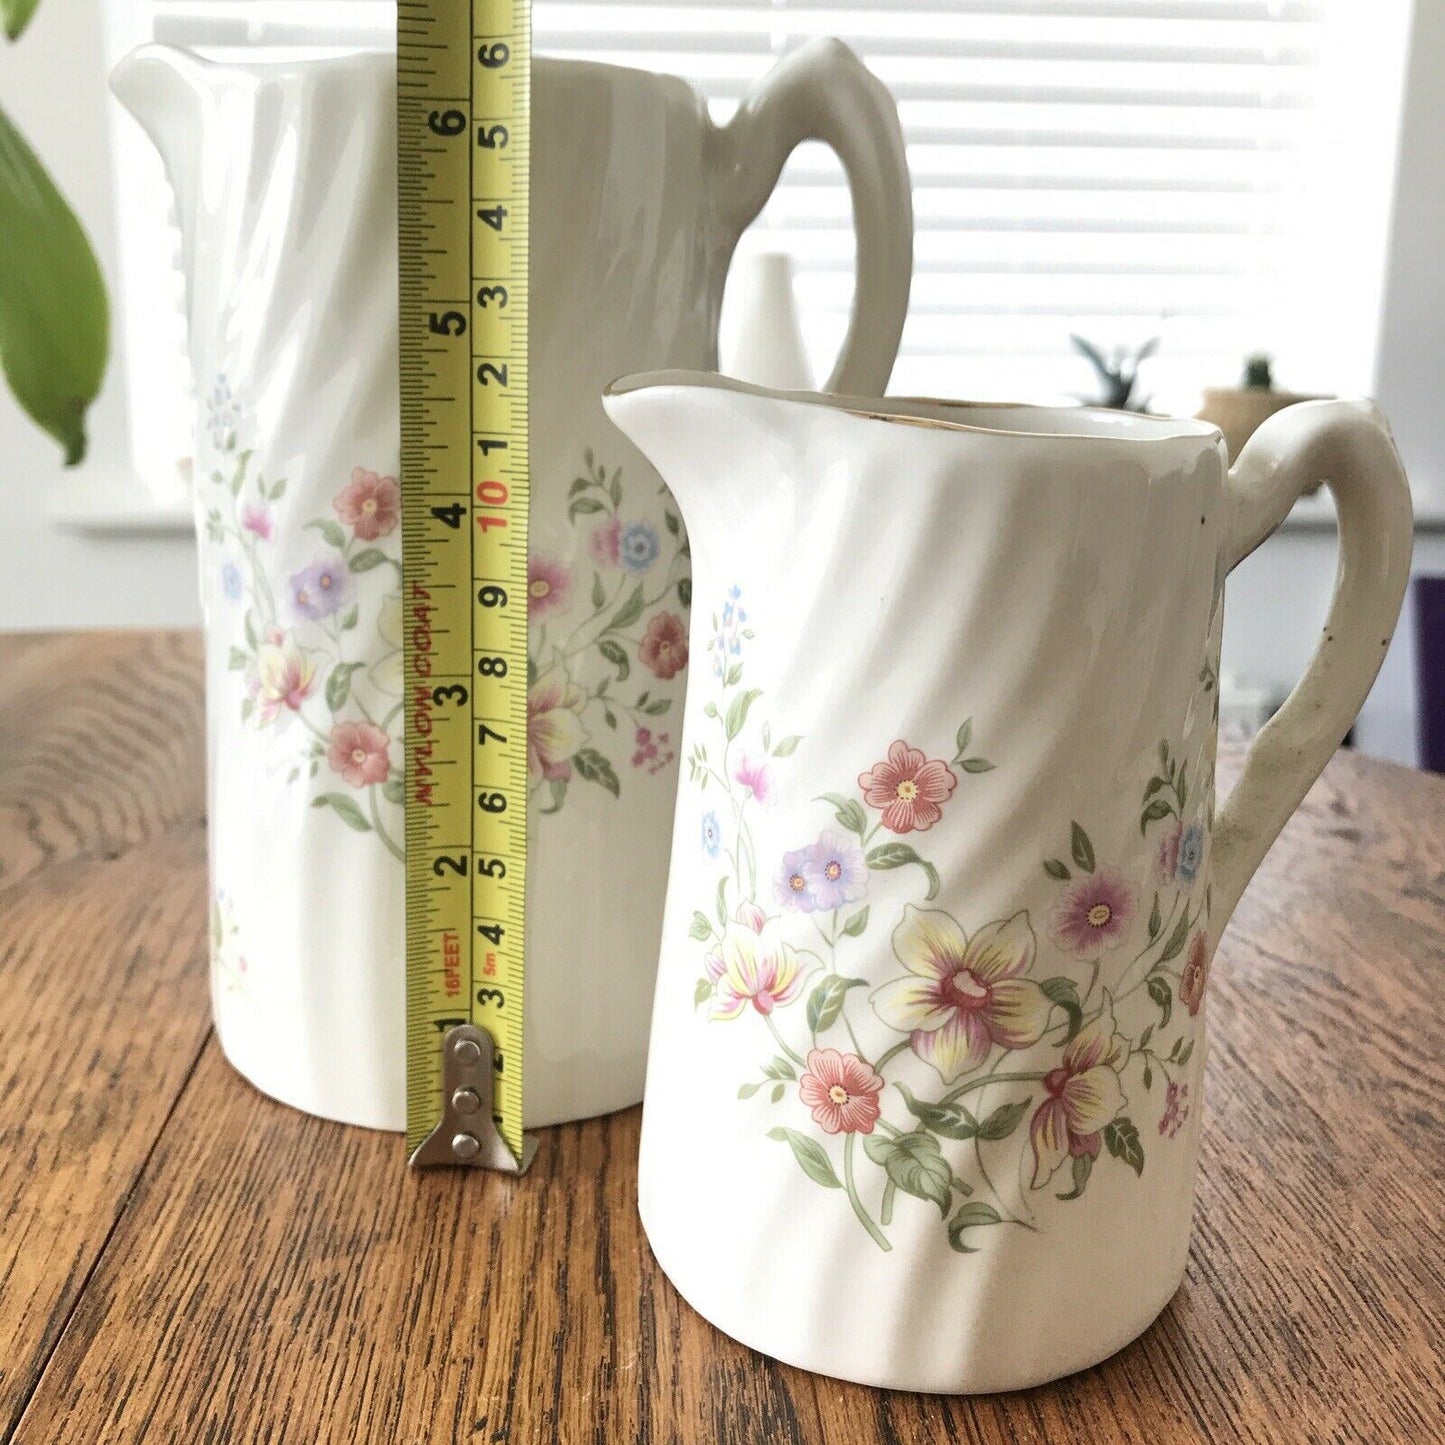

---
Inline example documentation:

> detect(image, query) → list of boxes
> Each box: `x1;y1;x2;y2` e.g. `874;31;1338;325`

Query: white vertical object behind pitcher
720;250;815;391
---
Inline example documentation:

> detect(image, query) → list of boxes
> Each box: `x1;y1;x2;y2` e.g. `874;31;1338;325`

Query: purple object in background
1415;575;1445;774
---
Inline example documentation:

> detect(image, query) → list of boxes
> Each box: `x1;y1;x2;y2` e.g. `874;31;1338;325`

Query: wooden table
2;631;1442;1444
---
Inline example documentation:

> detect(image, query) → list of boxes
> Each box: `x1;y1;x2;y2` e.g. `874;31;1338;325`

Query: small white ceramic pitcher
605;374;1413;1392
110;44;912;1131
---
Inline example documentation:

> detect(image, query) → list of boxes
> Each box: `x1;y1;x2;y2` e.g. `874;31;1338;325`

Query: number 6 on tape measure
399;0;535;1172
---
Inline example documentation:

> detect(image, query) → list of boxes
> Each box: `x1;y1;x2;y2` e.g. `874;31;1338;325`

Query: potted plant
0;0;109;464
1069;333;1157;412
1196;354;1322;463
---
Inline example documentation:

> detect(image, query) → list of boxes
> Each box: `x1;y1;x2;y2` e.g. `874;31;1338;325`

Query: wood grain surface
1;631;1442;1444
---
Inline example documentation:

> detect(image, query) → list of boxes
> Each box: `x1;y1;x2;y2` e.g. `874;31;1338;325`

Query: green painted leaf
1146;974;1173;1027
715;875;727;928
862;1130;953;1218
770;1082;785;1103
539;775;568;816
865;843;941;901
1104;1117;1145;1176
896;1083;979;1141
762;1056;796;1082
841;906;869;938
663;510;681;537
591;572;605;610
818;793;868;837
1057;1150;1093;1201
268;476;287;501
977;1098;1030;1142
240;697;255;723
339;604;359;631
568;476;590;498
1158;739;1170;769
724;663;742;687
0;102;108;463
768;1127;841;1190
1043;858;1071;881
607;473;622;509
694;977;713;1009
1142;1062;1153;1090
1140;797;1174;833
771;735;802;758
1158;911;1191;964
572;747;620;797
325;661;364;712
1178;763;1189;813
955;718;972;757
1143;775;1168;802
947;1201;1001;1253
805;974;866;1034
304;518;348;549
1148;893;1162;939
227;646;248;671
610;583;646;633
1070;821;1095;874
598;638;629;680
1177;1039;1194;1067
723;688;762;742
2;0;42;40
311;793;371;832
568;495;605;520
960;758;995;774
382;778;405;806
643;698;670;716
738;1081;762;1099
677;576;691;609
1040;977;1083;1041
688;911;712;942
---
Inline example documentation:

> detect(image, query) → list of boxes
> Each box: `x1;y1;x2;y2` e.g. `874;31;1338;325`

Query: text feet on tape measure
409;1025;539;1173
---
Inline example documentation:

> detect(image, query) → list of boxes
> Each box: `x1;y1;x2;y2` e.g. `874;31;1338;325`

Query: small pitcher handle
1210;401;1414;944
710;38;912;395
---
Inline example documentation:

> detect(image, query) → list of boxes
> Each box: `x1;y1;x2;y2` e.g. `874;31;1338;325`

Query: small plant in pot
1196;353;1323;464
1069;333;1157;412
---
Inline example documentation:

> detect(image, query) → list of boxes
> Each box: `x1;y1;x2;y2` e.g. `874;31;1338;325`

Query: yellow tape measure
399;0;533;1171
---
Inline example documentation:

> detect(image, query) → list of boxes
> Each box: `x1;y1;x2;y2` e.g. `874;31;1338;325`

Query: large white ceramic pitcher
110;43;912;1131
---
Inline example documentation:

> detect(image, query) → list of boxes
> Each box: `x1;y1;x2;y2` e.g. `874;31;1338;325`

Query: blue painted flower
1177;822;1205;882
701;810;722;859
620;521;660;573
221;561;244;602
288;554;351;620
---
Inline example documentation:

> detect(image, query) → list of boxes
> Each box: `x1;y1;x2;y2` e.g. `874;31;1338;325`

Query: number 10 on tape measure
399;0;536;1172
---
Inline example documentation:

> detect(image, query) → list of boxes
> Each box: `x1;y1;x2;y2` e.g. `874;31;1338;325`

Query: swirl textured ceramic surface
606;374;1413;1392
111;44;912;1129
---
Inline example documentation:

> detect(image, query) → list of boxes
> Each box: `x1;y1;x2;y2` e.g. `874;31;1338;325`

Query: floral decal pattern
526;449;690;815
690;590;1213;1254
202;378;404;861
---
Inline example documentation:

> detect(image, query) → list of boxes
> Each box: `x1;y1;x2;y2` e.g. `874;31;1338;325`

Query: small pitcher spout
109;45;214;269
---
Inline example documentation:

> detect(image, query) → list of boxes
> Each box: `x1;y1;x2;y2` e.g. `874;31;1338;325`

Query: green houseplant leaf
0;100;109;464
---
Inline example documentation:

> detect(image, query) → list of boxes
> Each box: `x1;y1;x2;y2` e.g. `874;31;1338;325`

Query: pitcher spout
109;45;214;270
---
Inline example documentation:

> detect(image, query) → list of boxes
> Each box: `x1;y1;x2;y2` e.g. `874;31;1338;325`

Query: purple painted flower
620;521;660;573
1156;822;1182;881
1049;869;1137;955
221;561;243;601
732;752;774;805
804;829;868;910
288;554;351;620
774;846;821;912
527;555;573;622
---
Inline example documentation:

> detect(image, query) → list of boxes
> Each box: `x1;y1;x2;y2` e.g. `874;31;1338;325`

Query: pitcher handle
711;38;912;395
1210;401;1413;945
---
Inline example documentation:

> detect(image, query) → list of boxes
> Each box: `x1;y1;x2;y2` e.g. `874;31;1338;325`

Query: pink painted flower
704;917;804;1020
240;502;274;541
872;906;1052;1081
527;555;573;621
589;517;621;568
639;611;688;680
527;662;588;781
1050;869;1137;955
327;720;391;787
251;637;316;724
1029;996;1128;1188
734;900;767;933
858;741;957;833
799;1048;883;1135
732;752;774;804
333;467;400;541
1159;1080;1190;1139
1156;822;1182;881
1179;930;1209;1016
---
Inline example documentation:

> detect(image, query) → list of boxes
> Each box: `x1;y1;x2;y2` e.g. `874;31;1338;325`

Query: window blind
136;0;1401;409
532;0;1332;404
